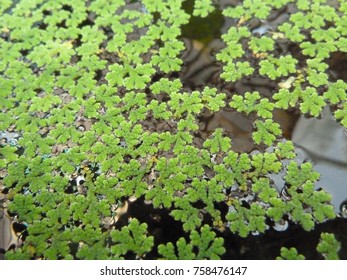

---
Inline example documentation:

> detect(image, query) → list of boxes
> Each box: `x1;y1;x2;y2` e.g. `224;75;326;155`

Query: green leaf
273;88;299;109
336;37;347;52
311;28;340;43
187;179;224;219
259;55;297;80
306;69;328;87
317;233;340;260
285;161;320;187
193;0;215;18
142;0;166;13
217;43;244;61
223;151;251;186
252;178;278;203
177;114;199;131
324;80;347;105
223;6;245;19
251;152;282;176
221;26;250;43
214;164;235;188
158;225;225;260
252;119;282;146
267;197;288;222
249;36;275;53
230;92;260;115
221;61;254;82
334;102;347;128
277;247;305;260
105;63;124;87
158;238;195;260
201;87;226;112
0;145;18;166
171;198;202;231
278;23;305;42
150;78;182;95
203;128;231;153
275;141;296;159
227;200;267;237
110;219;154;258
152;40;185;73
169;91;203;118
124;64;155;90
300;41;336;59
190;225;225;259
300;87;326;117
148;100;172;120
230;91;274;118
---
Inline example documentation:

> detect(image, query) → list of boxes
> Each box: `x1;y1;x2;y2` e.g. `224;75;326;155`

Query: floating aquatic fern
158;224;225;260
1;0;346;260
317;233;341;260
277;247;305;260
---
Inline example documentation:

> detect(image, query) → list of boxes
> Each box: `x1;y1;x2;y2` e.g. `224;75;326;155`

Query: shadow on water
220;218;347;259
181;0;224;44
114;197;188;259
328;52;347;82
180;0;225;90
118;197;347;259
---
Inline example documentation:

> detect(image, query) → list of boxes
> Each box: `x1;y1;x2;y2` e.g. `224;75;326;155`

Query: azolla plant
0;0;346;259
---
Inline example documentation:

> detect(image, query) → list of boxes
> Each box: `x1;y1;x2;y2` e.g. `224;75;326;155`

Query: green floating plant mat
0;0;346;259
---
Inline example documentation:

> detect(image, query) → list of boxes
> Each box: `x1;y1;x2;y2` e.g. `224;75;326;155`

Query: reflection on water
0;131;24;258
0;209;23;259
181;38;222;89
181;0;224;44
292;106;347;213
293;107;347;165
328;52;347;82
